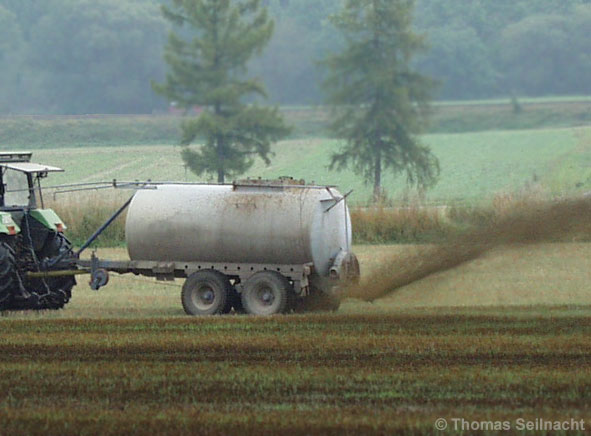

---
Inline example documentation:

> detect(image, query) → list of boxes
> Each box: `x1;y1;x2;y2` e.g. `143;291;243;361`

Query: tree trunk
216;136;225;184
373;154;382;202
215;99;224;184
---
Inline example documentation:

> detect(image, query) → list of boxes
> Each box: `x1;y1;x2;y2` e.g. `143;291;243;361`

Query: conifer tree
324;0;439;200
154;0;290;183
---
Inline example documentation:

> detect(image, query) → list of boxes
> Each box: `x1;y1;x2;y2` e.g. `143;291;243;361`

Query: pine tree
324;0;439;200
153;0;290;183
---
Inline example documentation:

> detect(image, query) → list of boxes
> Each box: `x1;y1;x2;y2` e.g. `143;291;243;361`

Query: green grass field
26;126;591;205
2;98;590;147
2;244;591;435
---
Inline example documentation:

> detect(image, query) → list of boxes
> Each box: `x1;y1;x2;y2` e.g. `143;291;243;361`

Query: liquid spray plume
346;197;591;302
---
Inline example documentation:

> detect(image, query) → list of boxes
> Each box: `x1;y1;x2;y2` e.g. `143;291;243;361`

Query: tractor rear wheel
37;233;76;310
0;242;18;309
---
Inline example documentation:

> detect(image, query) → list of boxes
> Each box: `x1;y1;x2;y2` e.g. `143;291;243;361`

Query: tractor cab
0;151;74;311
0;151;63;210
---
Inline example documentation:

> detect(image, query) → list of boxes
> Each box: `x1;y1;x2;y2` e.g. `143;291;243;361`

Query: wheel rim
191;283;218;311
256;285;276;306
246;282;281;314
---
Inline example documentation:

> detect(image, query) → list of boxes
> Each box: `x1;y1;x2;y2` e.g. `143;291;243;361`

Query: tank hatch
232;177;336;190
235;176;307;186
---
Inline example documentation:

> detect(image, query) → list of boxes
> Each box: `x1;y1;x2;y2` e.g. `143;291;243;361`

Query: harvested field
1;310;591;435
2;243;591;434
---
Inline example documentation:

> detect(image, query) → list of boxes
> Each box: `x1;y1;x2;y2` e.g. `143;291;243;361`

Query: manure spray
345;197;591;302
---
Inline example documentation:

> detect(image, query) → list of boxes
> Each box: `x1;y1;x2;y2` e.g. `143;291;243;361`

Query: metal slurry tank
125;184;352;276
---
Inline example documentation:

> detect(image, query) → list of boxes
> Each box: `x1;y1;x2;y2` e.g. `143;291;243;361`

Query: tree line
0;0;590;114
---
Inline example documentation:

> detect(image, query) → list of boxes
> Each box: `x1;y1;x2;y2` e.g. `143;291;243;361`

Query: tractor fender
29;209;67;233
0;212;20;235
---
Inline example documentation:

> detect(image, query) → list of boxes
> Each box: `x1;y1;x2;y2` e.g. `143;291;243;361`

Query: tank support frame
32;251;313;295
77;253;312;294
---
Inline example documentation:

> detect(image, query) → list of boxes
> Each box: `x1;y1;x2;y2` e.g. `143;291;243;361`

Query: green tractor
0;152;75;311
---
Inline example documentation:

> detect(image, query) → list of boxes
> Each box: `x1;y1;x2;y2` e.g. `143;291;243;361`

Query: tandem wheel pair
181;270;294;316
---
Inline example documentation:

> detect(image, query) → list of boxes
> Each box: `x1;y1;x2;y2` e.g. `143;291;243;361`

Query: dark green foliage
3;0;167;114
154;0;290;183
412;0;591;99
414;25;499;99
251;0;342;105
500;5;591;96
324;0;439;199
0;0;589;113
32;0;167;114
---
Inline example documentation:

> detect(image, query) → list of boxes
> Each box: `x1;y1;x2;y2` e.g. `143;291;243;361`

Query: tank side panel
126;185;313;265
216;187;310;264
126;186;225;262
309;189;351;276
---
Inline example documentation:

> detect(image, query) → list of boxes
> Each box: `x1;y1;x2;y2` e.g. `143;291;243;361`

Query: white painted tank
125;183;353;276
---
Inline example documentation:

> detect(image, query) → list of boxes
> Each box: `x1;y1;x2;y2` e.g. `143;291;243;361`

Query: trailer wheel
0;242;18;309
182;270;230;316
241;271;294;316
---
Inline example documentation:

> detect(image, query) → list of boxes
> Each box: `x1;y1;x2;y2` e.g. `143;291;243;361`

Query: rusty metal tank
125;182;353;276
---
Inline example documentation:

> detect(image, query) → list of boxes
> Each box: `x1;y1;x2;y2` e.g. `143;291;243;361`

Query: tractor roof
0;151;32;163
0;152;63;173
1;162;64;174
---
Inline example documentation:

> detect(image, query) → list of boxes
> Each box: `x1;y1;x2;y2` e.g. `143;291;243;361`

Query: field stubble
2;240;591;433
1;309;591;434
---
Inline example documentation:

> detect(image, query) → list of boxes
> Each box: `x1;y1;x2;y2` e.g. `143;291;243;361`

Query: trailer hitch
89;252;109;291
28;252;110;291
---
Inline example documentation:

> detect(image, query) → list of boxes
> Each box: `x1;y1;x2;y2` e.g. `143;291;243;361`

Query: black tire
241;271;294;316
223;288;244;314
0;242;17;309
38;233;76;310
182;270;231;316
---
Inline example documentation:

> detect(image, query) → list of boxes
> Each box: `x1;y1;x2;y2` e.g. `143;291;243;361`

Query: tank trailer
0;152;360;315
